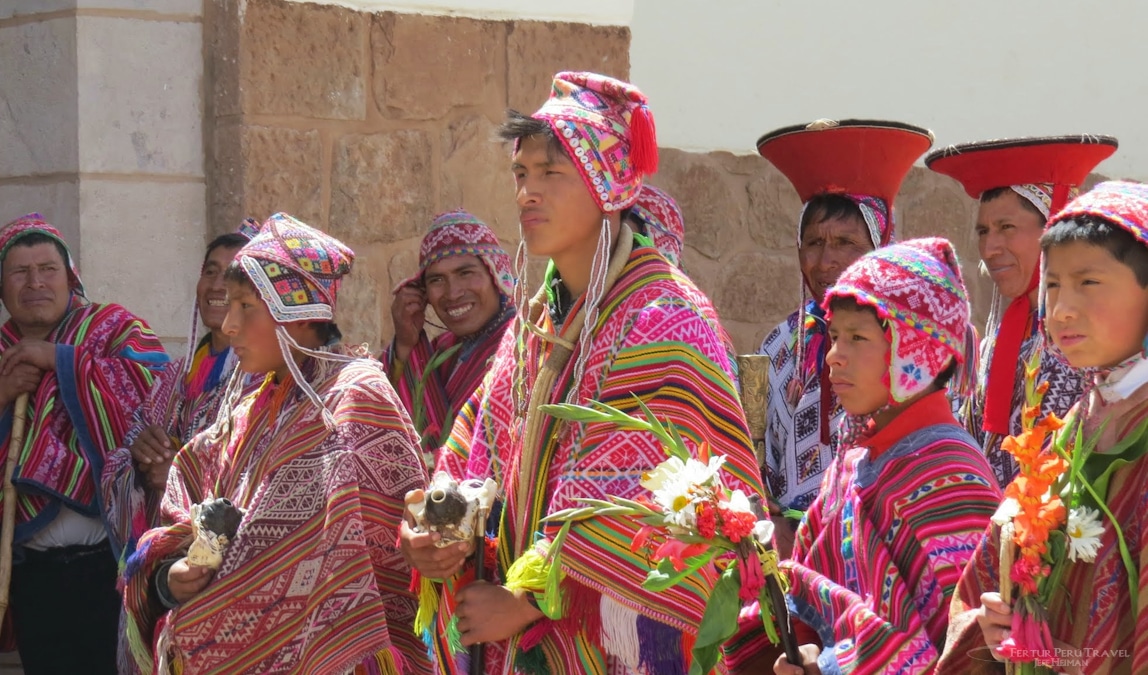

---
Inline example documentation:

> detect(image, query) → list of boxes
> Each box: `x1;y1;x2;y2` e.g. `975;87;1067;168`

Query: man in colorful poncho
0;214;168;675
938;181;1148;674
927;136;1117;488
774;238;999;674
401;72;765;674
122;214;431;675
752;120;933;556
102;219;260;564
384;210;515;466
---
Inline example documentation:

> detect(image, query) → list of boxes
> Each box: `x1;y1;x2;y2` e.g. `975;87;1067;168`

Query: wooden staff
470;502;488;675
737;355;801;665
999;521;1015;675
0;393;29;616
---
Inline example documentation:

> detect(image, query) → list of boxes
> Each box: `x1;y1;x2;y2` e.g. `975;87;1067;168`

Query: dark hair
498;109;565;159
799;194;867;241
4;232;69;266
980;186;1047;220
933;359;958;390
1041;216;1148;287
222;262;342;341
223;262;251;286
828;295;959;390
827;294;879;320
204;233;249;266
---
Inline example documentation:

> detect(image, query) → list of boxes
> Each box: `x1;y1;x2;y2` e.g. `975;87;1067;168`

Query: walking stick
470;503;488;675
737;355;801;666
999;520;1016;675
0;392;29;617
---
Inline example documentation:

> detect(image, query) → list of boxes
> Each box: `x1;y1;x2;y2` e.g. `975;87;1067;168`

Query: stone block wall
207;0;1062;357
1;0;207;357
205;0;630;349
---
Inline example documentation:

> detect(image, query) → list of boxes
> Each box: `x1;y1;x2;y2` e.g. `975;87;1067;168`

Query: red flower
696;502;717;539
654;539;709;571
632;525;657;554
719;509;756;543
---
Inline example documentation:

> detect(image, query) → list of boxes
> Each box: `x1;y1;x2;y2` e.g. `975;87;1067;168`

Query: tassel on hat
629;104;659;177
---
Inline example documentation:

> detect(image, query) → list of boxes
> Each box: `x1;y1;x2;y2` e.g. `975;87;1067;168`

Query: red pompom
629;104;659;176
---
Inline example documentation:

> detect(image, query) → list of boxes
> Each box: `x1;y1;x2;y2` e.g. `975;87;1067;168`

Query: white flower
991;497;1021;527
641;455;727;534
1066;505;1105;563
752;518;775;547
725;488;753;515
640;456;686;492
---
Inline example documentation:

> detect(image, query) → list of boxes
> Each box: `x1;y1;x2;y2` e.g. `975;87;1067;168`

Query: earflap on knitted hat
825;237;976;403
531;71;658;212
628;184;685;269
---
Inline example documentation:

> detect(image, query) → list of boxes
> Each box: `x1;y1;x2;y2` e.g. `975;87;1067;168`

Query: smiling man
102;220;259;573
927;136;1117;487
383;210;515;464
0;213;168;675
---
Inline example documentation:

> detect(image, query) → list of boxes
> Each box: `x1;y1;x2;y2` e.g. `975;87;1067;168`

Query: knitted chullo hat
397;209;514;299
1046;180;1148;245
825;237;977;405
530;71;659;212
237;212;355;324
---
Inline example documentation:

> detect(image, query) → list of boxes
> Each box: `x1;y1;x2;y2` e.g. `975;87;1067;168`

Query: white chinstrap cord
567;215;612;404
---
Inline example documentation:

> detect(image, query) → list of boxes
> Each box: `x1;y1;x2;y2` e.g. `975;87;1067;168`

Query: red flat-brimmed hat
756;118;935;211
925;135;1118;214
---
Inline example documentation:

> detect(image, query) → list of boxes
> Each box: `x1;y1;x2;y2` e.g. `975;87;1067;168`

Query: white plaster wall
631;0;1148;179
284;0;633;25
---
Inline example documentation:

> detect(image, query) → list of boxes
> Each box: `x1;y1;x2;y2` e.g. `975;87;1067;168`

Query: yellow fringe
414;576;439;636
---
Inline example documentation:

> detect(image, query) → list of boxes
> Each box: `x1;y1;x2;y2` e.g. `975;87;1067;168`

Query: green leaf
642;550;716;592
688;644;722;675
782;508;805;521
632;395;676;449
539;403;621;425
666;421;691;462
693;566;740;649
757;585;780;646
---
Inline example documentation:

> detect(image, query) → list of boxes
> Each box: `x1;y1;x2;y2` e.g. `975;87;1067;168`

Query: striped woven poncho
122;354;432;675
101;337;257;563
0;300;168;555
939;379;1148;674
783;391;1000;674
432;232;765;674
382;304;513;461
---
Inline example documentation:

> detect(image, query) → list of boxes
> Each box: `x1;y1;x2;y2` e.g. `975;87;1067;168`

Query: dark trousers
11;542;120;675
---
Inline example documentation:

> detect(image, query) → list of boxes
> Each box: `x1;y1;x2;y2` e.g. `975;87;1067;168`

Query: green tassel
515;644;552;675
413;576;439;636
446;614;465;655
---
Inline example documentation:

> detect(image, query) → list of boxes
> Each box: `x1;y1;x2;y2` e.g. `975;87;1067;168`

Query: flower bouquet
539;397;798;675
994;349;1139;673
